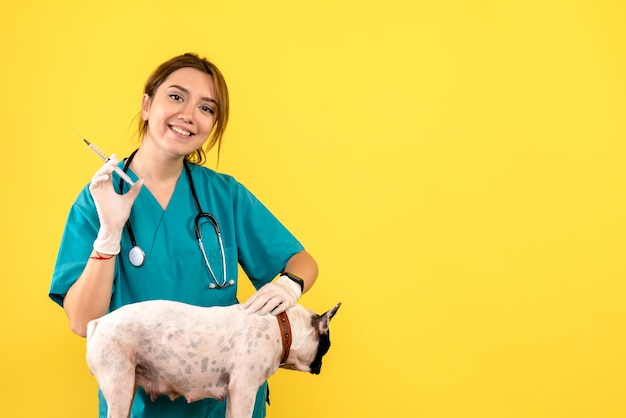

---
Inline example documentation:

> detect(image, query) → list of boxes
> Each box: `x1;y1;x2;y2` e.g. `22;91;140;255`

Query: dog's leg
225;384;258;418
90;353;136;418
100;368;135;418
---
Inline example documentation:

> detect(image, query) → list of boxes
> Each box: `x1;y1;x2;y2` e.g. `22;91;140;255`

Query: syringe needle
77;132;135;187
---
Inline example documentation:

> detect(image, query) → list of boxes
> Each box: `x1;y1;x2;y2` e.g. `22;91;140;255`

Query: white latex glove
242;275;302;315
89;154;143;255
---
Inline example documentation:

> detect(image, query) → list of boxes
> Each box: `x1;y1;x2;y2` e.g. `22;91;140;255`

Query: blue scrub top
50;161;304;418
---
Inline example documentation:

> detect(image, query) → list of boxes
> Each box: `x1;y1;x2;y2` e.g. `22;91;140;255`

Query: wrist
90;251;115;260
276;275;302;301
280;272;305;292
93;225;123;255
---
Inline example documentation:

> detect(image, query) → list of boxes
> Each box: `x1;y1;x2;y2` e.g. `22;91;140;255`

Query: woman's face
141;67;217;159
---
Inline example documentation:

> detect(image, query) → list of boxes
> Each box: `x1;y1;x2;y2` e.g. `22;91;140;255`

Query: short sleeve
49;186;100;306
230;180;304;289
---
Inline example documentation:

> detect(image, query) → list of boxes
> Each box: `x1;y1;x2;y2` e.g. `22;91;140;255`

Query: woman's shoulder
73;182;96;210
188;164;245;191
61;182;98;225
189;163;234;180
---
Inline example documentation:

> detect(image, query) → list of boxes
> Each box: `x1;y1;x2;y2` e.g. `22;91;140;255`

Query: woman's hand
89;155;143;255
242;275;302;315
243;251;319;315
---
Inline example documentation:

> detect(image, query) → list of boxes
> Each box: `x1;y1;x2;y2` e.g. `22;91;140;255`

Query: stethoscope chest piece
128;245;146;267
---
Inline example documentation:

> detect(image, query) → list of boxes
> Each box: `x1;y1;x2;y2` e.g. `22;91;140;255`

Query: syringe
81;137;135;187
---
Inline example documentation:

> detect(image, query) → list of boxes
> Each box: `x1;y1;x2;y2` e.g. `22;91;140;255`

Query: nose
178;103;194;124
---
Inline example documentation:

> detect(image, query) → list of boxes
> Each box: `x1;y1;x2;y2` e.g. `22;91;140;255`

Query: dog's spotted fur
86;300;340;418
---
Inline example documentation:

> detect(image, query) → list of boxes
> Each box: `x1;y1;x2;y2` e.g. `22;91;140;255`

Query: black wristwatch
281;272;304;292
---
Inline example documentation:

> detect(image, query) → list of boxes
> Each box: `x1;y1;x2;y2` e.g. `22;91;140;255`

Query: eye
169;94;183;101
200;104;216;115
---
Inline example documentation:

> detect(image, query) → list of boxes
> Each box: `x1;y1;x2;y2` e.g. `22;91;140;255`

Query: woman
49;52;318;418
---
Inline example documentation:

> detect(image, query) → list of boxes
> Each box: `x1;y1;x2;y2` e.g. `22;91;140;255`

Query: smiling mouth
170;125;193;137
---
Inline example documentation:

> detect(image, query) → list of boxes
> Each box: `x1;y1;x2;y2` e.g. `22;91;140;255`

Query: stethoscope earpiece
209;280;235;290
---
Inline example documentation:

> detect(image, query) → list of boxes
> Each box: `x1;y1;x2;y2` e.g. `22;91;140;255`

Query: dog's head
283;302;341;374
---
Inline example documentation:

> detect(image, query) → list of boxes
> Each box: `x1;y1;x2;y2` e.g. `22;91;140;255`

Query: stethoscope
119;150;235;289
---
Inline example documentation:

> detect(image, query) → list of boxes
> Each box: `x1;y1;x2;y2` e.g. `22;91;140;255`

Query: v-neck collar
125;165;186;213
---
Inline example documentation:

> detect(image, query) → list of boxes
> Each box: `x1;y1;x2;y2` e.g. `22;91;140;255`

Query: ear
316;302;341;334
140;94;151;121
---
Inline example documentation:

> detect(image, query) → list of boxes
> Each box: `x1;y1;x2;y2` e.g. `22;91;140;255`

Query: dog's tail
86;318;99;341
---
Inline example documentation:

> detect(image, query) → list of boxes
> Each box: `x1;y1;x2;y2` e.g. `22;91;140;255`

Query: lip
169;124;194;137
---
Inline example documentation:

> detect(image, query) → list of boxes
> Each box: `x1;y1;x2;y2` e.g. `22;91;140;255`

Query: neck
128;143;186;210
129;144;185;183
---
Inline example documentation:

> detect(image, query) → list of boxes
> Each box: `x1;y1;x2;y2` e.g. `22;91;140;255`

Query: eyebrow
168;84;217;104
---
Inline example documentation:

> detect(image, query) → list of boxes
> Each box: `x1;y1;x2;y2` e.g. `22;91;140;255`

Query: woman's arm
63;158;143;337
242;249;319;315
63;252;116;337
282;250;319;293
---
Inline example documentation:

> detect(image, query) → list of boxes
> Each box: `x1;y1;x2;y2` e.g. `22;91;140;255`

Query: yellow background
1;1;625;417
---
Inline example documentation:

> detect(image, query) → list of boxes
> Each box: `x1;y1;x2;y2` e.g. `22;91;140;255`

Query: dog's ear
309;303;341;375
316;302;341;334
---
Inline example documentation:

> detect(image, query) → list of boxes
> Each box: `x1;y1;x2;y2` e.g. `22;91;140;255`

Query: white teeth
171;126;192;136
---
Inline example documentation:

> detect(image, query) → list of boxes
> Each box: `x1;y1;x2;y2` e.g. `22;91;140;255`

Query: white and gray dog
86;300;341;418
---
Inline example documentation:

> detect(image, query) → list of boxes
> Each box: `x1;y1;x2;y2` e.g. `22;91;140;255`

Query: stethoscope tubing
194;212;229;289
118;150;232;289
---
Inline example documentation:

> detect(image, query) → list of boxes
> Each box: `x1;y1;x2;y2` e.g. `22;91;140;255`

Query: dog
86;300;341;418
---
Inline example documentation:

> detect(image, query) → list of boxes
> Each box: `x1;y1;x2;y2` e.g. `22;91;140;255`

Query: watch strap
281;272;304;292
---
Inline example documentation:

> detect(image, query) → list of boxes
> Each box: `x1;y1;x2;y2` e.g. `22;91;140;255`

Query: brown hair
138;53;229;165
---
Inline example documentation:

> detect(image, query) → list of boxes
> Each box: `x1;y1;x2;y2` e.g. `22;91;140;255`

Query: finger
261;294;290;315
247;294;284;315
269;301;288;316
241;291;264;311
241;299;253;310
256;298;281;316
91;160;116;183
89;171;115;193
123;178;144;201
90;173;110;186
241;291;260;309
242;282;274;308
244;296;271;315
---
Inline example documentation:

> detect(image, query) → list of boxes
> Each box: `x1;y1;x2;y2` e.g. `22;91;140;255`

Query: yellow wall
1;1;625;417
